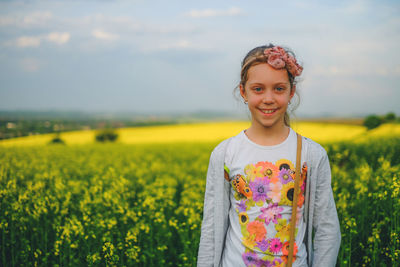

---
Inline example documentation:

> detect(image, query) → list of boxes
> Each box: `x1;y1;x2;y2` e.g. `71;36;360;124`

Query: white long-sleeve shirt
221;128;307;267
197;129;341;267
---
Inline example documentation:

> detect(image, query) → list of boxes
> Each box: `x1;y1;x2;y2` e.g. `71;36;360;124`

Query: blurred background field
1;119;400;266
1;120;400;147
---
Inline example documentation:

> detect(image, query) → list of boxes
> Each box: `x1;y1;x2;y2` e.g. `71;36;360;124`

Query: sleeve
312;150;341;266
197;151;217;267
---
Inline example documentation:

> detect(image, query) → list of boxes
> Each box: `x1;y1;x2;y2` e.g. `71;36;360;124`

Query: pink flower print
278;168;293;184
264;46;287;60
286;55;303;77
242;251;259;266
267;182;282;203
237;200;247;212
267;54;285;69
256;238;269;252
264;46;287;69
249;177;269;202
263;46;303;77
259;203;283;225
270;258;283;266
257;258;271;267
269;175;279;184
268;238;282;254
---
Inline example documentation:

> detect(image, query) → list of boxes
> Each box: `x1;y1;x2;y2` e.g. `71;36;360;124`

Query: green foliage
49;133;65;145
363;115;382;130
95;128;118;142
0;116;179;141
0;137;399;266
363;112;398;130
324;138;400;266
384;112;396;122
0;142;214;266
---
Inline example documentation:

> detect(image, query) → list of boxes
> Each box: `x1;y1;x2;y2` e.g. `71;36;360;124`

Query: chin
254;118;284;129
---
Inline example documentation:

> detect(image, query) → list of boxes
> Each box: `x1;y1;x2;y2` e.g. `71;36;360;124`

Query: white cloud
176;40;190;48
46;32;70;45
80;13;135;25
91;29;119;41
11;32;71;48
154;40;191;51
394;66;400;76
79;14;195;35
0;11;53;28
23;11;53;26
0;15;14;27
310;65;400;77
20;58;41;72
16;36;41;47
185;7;242;18
341;0;368;15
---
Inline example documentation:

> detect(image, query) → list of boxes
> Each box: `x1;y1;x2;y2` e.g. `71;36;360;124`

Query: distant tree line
1;112;398;141
0;119;177;140
95;128;119;142
48;128;120;144
363;112;398;130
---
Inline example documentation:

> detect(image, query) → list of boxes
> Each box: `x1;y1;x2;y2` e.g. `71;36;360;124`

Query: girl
197;44;341;267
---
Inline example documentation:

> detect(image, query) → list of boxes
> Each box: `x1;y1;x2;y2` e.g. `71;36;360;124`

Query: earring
244;100;248;105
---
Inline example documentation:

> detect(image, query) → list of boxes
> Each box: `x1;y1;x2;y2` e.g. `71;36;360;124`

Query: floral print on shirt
228;159;307;267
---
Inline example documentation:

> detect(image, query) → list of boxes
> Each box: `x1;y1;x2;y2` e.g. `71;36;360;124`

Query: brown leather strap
287;133;302;267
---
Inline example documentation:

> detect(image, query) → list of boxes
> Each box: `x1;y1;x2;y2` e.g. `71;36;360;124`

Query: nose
262;89;275;104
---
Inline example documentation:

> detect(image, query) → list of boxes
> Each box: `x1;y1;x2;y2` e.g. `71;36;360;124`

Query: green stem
11;219;15;267
348;232;351;267
2;228;6;267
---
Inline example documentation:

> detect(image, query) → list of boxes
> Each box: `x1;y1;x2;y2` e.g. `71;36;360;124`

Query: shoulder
210;131;243;158
301;135;328;159
211;137;234;158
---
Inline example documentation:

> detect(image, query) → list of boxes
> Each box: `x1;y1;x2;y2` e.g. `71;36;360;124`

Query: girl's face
240;63;295;131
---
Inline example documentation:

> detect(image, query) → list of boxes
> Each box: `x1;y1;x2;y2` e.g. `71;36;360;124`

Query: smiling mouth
259;108;277;115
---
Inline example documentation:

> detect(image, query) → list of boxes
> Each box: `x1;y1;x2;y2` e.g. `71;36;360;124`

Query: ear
290;84;296;99
240;84;247;102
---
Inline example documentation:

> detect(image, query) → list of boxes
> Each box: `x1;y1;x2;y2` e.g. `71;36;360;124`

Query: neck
245;122;290;146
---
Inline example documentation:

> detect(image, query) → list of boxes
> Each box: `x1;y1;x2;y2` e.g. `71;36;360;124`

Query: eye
276;86;285;92
254;87;262;92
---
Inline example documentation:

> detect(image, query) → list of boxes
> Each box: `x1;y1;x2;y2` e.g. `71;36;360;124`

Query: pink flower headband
263;46;303;77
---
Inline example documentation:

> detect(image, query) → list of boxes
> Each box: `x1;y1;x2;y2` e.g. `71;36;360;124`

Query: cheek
277;94;291;105
247;95;263;106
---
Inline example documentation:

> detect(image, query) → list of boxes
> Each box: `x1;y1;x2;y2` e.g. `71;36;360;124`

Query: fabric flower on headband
263;46;303;77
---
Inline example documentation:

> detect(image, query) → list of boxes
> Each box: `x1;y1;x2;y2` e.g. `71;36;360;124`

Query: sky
0;0;399;118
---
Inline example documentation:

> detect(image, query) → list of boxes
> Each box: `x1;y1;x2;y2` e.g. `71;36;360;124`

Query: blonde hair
235;44;302;126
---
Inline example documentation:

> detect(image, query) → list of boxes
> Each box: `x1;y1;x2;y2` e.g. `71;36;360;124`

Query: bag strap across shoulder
287;133;302;266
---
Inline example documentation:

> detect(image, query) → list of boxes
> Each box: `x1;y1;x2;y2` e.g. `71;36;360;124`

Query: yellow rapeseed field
0;121;399;146
0;121;399;266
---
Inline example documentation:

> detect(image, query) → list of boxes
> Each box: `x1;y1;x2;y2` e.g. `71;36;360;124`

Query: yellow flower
242;233;257;250
239;212;249;225
280;183;294;206
244;164;263;181
276;159;295;173
275;219;291;243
